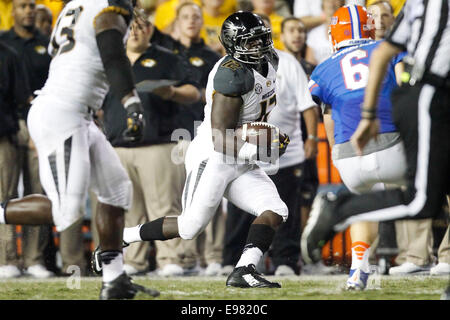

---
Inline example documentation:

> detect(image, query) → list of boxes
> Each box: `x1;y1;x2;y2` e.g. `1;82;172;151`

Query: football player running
0;0;159;299
304;5;407;290
96;11;290;288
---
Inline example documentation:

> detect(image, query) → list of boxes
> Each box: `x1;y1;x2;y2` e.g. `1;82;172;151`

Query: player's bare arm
322;105;335;148
351;41;401;155
302;106;319;159
211;92;245;158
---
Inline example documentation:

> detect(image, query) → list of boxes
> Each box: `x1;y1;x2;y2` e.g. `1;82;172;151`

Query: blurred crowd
0;0;448;280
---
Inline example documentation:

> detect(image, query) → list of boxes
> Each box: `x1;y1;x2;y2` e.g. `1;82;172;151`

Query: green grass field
0;274;448;300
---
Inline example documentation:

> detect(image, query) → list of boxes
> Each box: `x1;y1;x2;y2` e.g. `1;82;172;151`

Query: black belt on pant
421;72;450;89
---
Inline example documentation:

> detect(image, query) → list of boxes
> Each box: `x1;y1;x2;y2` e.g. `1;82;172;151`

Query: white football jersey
196;55;278;149
37;0;132;111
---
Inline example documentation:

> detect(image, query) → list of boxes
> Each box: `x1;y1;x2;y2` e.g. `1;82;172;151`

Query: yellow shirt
269;12;284;51
0;0;13;31
201;11;228;48
154;0;237;33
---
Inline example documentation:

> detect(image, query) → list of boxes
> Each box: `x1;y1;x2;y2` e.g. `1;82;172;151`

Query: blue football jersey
309;40;406;144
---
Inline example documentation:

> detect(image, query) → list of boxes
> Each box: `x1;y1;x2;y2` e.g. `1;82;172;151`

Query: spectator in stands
250;0;286;50
0;0;14;31
0;0;53;279
280;17;315;77
201;0;229;55
303;0;344;65
154;0;237;36
35;0;63;27
34;4;52;36
102;14;201;277
0;40;31;279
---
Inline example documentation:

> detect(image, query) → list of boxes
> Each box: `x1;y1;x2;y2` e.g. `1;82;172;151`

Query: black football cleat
99;273;160;300
91;241;130;275
226;264;281;288
301;193;339;265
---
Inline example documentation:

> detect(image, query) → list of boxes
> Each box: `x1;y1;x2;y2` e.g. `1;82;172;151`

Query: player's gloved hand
122;101;145;143
257;130;290;163
278;132;290;157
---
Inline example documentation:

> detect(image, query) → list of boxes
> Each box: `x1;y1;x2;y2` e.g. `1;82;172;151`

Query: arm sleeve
393;50;408;65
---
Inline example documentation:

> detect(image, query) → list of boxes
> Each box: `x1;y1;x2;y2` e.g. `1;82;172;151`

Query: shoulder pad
102;0;133;25
213;56;254;96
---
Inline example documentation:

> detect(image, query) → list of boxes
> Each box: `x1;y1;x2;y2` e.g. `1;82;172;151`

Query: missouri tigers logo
221;59;242;71
141;58;157;68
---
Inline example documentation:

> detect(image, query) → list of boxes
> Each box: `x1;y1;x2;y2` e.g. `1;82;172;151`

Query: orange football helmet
329;5;375;52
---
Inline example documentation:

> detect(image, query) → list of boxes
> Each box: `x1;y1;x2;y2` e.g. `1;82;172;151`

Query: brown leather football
236;122;280;150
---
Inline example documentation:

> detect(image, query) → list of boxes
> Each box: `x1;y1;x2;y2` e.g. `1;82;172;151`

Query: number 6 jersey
38;0;133;111
309;40;406;144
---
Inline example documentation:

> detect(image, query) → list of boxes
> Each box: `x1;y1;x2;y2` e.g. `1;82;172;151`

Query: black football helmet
219;11;274;66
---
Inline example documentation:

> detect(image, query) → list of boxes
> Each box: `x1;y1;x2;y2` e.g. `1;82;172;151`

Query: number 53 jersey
309;40;406;144
38;0;133;111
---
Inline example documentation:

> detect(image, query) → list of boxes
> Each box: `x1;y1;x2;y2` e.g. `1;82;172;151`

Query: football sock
350;241;371;273
236;246;263;268
101;250;124;283
235;224;275;268
123;224;143;243
139;217;166;241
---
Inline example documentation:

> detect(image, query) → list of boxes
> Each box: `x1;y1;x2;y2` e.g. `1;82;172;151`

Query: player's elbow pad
96;29;135;101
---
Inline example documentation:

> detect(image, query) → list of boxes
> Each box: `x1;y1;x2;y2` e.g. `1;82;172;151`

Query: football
236;121;280;150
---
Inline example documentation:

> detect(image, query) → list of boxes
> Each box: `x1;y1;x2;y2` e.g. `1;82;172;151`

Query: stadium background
0;0;447;277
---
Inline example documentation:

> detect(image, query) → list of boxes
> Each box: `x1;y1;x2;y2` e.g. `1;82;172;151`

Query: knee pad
97;178;132;211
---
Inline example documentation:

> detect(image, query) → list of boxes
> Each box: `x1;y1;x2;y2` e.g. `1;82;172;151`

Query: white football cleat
346;268;369;291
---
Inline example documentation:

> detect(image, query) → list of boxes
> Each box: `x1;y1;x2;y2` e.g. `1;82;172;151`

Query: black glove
257;131;290;163
278;132;290;157
122;101;145;143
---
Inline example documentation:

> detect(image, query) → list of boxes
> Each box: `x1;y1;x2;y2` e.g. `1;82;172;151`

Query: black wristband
361;107;376;120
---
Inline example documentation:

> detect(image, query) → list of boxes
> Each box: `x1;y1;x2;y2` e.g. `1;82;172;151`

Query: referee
301;0;449;291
